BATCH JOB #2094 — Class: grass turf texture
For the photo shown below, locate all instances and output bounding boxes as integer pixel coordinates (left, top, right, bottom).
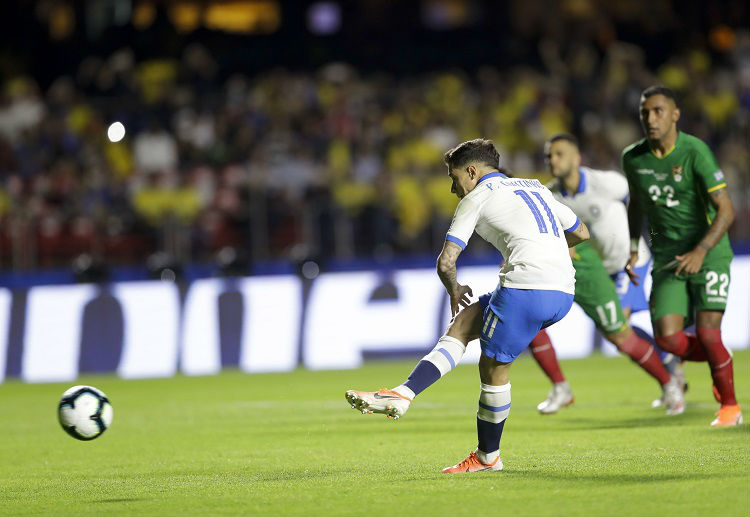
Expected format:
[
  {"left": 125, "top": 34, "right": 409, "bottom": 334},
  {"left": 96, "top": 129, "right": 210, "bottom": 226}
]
[{"left": 1, "top": 351, "right": 748, "bottom": 517}]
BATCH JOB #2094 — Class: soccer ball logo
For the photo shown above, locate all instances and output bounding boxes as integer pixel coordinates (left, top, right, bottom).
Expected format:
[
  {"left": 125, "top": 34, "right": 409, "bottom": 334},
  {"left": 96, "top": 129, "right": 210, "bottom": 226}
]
[{"left": 57, "top": 385, "right": 113, "bottom": 441}]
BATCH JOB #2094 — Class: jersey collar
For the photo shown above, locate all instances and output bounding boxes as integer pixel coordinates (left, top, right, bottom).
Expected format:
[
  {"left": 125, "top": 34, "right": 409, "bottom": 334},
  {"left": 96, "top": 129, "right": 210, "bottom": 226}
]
[
  {"left": 476, "top": 171, "right": 507, "bottom": 185},
  {"left": 649, "top": 131, "right": 680, "bottom": 159},
  {"left": 560, "top": 167, "right": 586, "bottom": 197}
]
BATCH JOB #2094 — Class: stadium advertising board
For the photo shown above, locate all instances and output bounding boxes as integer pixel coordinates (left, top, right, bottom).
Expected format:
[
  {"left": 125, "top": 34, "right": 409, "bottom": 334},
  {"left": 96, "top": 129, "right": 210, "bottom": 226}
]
[{"left": 1, "top": 258, "right": 748, "bottom": 383}]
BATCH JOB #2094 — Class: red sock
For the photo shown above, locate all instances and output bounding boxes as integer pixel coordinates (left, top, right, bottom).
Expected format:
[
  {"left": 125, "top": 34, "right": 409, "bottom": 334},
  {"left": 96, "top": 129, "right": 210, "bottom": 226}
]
[
  {"left": 529, "top": 330, "right": 565, "bottom": 383},
  {"left": 655, "top": 331, "right": 707, "bottom": 362},
  {"left": 619, "top": 332, "right": 670, "bottom": 385},
  {"left": 697, "top": 327, "right": 737, "bottom": 406}
]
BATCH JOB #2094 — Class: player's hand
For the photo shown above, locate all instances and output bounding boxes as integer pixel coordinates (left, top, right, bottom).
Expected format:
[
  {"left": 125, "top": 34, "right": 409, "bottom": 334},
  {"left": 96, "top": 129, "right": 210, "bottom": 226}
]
[
  {"left": 675, "top": 247, "right": 707, "bottom": 276},
  {"left": 624, "top": 252, "right": 640, "bottom": 286},
  {"left": 449, "top": 284, "right": 473, "bottom": 317}
]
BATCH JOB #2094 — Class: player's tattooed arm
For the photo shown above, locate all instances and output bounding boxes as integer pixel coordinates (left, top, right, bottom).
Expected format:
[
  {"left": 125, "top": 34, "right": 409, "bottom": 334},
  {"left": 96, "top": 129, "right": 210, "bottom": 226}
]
[
  {"left": 703, "top": 188, "right": 735, "bottom": 248},
  {"left": 437, "top": 240, "right": 473, "bottom": 317},
  {"left": 564, "top": 220, "right": 589, "bottom": 248},
  {"left": 675, "top": 187, "right": 735, "bottom": 275}
]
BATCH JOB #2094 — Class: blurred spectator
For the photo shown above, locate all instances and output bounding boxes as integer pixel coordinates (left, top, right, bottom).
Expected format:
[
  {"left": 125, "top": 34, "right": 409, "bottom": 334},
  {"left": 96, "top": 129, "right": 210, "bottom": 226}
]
[
  {"left": 133, "top": 120, "right": 178, "bottom": 174},
  {"left": 0, "top": 8, "right": 747, "bottom": 272}
]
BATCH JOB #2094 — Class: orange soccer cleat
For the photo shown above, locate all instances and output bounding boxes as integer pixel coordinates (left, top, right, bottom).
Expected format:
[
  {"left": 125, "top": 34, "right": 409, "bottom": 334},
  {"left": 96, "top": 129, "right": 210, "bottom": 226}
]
[
  {"left": 441, "top": 451, "right": 503, "bottom": 474},
  {"left": 710, "top": 404, "right": 743, "bottom": 427}
]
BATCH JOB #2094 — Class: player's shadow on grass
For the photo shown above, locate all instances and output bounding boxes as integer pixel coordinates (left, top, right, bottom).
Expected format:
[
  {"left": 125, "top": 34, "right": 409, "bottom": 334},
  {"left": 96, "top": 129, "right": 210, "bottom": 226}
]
[
  {"left": 501, "top": 470, "right": 739, "bottom": 483},
  {"left": 556, "top": 414, "right": 707, "bottom": 431},
  {"left": 92, "top": 497, "right": 148, "bottom": 503},
  {"left": 250, "top": 469, "right": 345, "bottom": 482}
]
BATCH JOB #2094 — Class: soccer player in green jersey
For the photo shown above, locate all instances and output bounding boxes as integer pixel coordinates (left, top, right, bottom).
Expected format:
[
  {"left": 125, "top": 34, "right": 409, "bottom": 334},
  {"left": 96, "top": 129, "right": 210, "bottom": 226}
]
[{"left": 622, "top": 85, "right": 741, "bottom": 426}]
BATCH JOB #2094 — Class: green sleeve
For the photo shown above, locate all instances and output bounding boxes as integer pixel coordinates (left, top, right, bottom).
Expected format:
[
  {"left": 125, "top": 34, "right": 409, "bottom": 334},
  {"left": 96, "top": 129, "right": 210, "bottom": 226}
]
[
  {"left": 620, "top": 150, "right": 630, "bottom": 179},
  {"left": 621, "top": 150, "right": 640, "bottom": 201},
  {"left": 620, "top": 146, "right": 639, "bottom": 182},
  {"left": 692, "top": 140, "right": 726, "bottom": 193}
]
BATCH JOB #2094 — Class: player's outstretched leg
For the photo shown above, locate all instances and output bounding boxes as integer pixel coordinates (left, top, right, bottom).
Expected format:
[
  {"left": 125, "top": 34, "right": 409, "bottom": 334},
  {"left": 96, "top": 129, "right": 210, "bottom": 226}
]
[
  {"left": 345, "top": 335, "right": 466, "bottom": 419},
  {"left": 529, "top": 330, "right": 574, "bottom": 414},
  {"left": 345, "top": 302, "right": 481, "bottom": 420}
]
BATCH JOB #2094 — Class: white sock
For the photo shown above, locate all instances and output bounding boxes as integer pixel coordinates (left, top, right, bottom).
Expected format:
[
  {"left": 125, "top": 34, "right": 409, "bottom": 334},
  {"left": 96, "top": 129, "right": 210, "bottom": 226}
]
[
  {"left": 476, "top": 382, "right": 511, "bottom": 459},
  {"left": 477, "top": 382, "right": 511, "bottom": 423},
  {"left": 392, "top": 384, "right": 415, "bottom": 400},
  {"left": 477, "top": 448, "right": 500, "bottom": 464},
  {"left": 424, "top": 336, "right": 466, "bottom": 376},
  {"left": 392, "top": 336, "right": 466, "bottom": 400}
]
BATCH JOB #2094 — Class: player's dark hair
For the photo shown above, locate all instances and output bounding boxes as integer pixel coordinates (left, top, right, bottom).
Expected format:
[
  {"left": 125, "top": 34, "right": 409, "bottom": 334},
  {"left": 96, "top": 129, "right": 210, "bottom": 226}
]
[
  {"left": 547, "top": 133, "right": 579, "bottom": 148},
  {"left": 444, "top": 139, "right": 500, "bottom": 170},
  {"left": 641, "top": 85, "right": 679, "bottom": 107}
]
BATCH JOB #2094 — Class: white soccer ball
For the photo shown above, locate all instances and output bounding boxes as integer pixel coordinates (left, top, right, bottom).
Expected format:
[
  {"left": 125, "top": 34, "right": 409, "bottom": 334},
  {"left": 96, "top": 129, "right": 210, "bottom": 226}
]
[{"left": 57, "top": 385, "right": 113, "bottom": 441}]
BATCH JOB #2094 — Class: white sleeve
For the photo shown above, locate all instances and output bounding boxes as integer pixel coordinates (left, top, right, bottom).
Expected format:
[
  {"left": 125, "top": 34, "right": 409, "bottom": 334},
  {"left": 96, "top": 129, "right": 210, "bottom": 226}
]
[
  {"left": 551, "top": 198, "right": 580, "bottom": 233},
  {"left": 601, "top": 170, "right": 630, "bottom": 203},
  {"left": 445, "top": 198, "right": 481, "bottom": 250}
]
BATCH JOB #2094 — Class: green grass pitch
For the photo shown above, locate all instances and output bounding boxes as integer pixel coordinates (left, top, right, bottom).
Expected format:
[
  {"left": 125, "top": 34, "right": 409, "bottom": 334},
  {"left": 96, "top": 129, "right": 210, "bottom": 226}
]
[{"left": 1, "top": 351, "right": 748, "bottom": 517}]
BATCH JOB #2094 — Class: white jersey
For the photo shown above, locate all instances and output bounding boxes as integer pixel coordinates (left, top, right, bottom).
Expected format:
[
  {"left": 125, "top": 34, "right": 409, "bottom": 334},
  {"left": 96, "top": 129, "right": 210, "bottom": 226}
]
[
  {"left": 446, "top": 172, "right": 579, "bottom": 294},
  {"left": 548, "top": 167, "right": 650, "bottom": 275}
]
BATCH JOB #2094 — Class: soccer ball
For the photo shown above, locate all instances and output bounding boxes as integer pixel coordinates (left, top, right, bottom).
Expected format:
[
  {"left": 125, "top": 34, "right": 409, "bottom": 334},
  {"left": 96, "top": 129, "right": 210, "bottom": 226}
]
[{"left": 57, "top": 385, "right": 113, "bottom": 441}]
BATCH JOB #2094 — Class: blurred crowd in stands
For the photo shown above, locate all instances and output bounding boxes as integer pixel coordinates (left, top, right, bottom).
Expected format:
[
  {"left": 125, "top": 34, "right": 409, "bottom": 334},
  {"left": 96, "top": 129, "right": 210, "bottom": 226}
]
[{"left": 1, "top": 28, "right": 748, "bottom": 271}]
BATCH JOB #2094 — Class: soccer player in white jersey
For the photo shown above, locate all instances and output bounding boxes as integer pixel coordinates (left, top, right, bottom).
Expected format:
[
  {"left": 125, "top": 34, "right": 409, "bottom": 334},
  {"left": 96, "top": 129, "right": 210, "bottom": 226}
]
[
  {"left": 345, "top": 139, "right": 590, "bottom": 473},
  {"left": 530, "top": 134, "right": 685, "bottom": 414}
]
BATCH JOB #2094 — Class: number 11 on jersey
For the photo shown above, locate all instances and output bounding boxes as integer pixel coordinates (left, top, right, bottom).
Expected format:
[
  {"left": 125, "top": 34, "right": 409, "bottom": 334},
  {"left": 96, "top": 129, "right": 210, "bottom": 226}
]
[{"left": 514, "top": 190, "right": 560, "bottom": 236}]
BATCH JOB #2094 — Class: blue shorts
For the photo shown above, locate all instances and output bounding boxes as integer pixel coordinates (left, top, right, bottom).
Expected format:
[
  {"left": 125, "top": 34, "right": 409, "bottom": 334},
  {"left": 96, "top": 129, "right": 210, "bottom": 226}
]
[
  {"left": 610, "top": 260, "right": 650, "bottom": 313},
  {"left": 478, "top": 287, "right": 574, "bottom": 363}
]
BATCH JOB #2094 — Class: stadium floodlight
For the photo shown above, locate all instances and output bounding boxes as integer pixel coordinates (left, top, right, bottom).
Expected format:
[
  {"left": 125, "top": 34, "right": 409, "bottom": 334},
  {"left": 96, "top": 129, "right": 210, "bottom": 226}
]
[
  {"left": 307, "top": 2, "right": 340, "bottom": 35},
  {"left": 107, "top": 121, "right": 126, "bottom": 142}
]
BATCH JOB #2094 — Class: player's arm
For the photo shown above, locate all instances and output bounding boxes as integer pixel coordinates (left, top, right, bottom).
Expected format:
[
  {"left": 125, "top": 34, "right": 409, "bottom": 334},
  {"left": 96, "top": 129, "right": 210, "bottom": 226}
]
[
  {"left": 564, "top": 219, "right": 589, "bottom": 247},
  {"left": 675, "top": 144, "right": 734, "bottom": 275},
  {"left": 441, "top": 198, "right": 479, "bottom": 318},
  {"left": 675, "top": 187, "right": 734, "bottom": 275},
  {"left": 551, "top": 197, "right": 589, "bottom": 247},
  {"left": 624, "top": 161, "right": 643, "bottom": 285},
  {"left": 437, "top": 240, "right": 473, "bottom": 318}
]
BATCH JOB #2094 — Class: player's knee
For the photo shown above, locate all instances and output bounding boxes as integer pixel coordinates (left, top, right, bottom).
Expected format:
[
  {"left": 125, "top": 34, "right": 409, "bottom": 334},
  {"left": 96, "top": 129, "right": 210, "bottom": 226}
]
[
  {"left": 478, "top": 354, "right": 511, "bottom": 385},
  {"left": 446, "top": 303, "right": 482, "bottom": 342},
  {"left": 605, "top": 328, "right": 631, "bottom": 349},
  {"left": 446, "top": 319, "right": 473, "bottom": 342},
  {"left": 655, "top": 332, "right": 688, "bottom": 356}
]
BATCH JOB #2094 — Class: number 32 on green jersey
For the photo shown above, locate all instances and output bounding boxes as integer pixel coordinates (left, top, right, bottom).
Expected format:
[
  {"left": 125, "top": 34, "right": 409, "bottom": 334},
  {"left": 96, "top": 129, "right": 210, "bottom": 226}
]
[{"left": 648, "top": 184, "right": 680, "bottom": 207}]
